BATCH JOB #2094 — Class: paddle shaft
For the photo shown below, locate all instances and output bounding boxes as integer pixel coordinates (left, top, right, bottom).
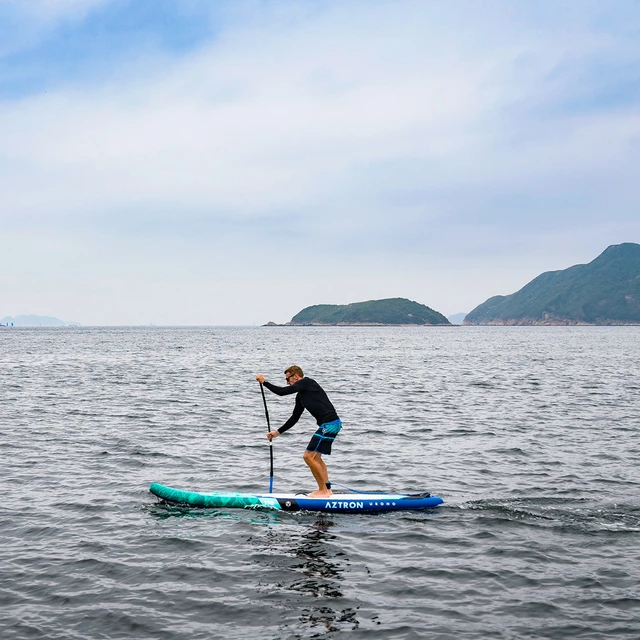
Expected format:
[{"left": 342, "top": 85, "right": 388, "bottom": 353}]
[{"left": 259, "top": 382, "right": 274, "bottom": 493}]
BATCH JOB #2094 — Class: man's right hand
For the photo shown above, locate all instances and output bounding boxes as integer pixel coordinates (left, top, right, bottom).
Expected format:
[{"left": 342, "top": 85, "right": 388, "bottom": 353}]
[
  {"left": 267, "top": 430, "right": 280, "bottom": 441},
  {"left": 256, "top": 374, "right": 265, "bottom": 384}
]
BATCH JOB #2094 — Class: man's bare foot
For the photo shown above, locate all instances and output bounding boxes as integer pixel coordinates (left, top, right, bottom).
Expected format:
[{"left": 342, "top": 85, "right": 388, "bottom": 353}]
[{"left": 307, "top": 490, "right": 333, "bottom": 498}]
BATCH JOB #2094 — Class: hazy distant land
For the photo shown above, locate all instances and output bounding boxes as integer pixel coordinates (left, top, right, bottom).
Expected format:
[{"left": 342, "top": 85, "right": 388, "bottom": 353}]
[{"left": 0, "top": 315, "right": 80, "bottom": 327}]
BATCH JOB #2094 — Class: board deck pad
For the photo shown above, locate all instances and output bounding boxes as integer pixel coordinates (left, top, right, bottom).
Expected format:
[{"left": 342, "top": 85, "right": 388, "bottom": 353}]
[{"left": 150, "top": 483, "right": 443, "bottom": 512}]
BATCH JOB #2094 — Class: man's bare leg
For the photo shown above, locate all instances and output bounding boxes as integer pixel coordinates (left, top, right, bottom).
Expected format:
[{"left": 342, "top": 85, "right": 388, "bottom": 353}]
[{"left": 303, "top": 450, "right": 332, "bottom": 498}]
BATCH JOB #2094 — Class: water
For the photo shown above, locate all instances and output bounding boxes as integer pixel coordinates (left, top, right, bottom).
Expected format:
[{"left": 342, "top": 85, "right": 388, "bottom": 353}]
[{"left": 1, "top": 326, "right": 639, "bottom": 639}]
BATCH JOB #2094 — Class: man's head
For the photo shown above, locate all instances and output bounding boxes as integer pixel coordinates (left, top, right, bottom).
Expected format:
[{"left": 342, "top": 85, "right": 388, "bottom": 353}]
[{"left": 284, "top": 365, "right": 304, "bottom": 385}]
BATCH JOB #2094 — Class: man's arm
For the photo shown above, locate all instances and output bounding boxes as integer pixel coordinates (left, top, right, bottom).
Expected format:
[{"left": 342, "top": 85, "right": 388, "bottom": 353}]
[
  {"left": 255, "top": 373, "right": 298, "bottom": 396},
  {"left": 278, "top": 394, "right": 305, "bottom": 434},
  {"left": 263, "top": 379, "right": 306, "bottom": 396}
]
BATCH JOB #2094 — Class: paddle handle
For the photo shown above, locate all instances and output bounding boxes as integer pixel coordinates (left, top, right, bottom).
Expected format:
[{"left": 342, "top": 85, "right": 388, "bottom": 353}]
[{"left": 259, "top": 382, "right": 274, "bottom": 493}]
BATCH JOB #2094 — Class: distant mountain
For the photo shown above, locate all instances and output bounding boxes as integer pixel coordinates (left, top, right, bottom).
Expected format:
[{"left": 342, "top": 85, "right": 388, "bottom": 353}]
[
  {"left": 447, "top": 312, "right": 467, "bottom": 325},
  {"left": 289, "top": 298, "right": 450, "bottom": 325},
  {"left": 0, "top": 315, "right": 80, "bottom": 327},
  {"left": 465, "top": 243, "right": 640, "bottom": 325}
]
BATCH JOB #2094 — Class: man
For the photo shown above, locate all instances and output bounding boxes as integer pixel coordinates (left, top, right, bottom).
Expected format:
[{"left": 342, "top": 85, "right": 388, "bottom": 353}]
[{"left": 255, "top": 366, "right": 341, "bottom": 498}]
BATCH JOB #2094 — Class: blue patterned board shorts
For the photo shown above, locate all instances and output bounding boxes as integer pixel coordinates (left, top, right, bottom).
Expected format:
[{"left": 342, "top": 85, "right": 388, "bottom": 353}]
[{"left": 306, "top": 419, "right": 342, "bottom": 455}]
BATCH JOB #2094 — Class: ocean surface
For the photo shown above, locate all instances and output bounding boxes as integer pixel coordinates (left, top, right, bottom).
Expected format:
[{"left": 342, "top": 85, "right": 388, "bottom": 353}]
[{"left": 1, "top": 326, "right": 639, "bottom": 639}]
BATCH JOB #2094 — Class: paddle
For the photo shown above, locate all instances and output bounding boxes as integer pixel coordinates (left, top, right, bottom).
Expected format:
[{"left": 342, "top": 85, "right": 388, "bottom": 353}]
[{"left": 259, "top": 382, "right": 274, "bottom": 493}]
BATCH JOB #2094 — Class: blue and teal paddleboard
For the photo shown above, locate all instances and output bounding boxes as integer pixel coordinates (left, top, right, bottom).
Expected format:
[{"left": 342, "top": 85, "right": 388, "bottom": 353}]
[{"left": 149, "top": 483, "right": 443, "bottom": 513}]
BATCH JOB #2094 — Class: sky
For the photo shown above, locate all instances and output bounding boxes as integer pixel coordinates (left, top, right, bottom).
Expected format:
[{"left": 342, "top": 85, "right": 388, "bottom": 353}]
[{"left": 1, "top": 0, "right": 639, "bottom": 325}]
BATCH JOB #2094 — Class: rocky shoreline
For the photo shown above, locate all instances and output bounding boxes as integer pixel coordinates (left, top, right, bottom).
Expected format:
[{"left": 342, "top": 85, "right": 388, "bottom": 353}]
[
  {"left": 464, "top": 318, "right": 640, "bottom": 326},
  {"left": 264, "top": 321, "right": 455, "bottom": 326}
]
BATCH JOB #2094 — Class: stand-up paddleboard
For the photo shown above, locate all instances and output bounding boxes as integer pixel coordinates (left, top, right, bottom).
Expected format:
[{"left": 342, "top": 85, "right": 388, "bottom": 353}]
[{"left": 150, "top": 483, "right": 443, "bottom": 513}]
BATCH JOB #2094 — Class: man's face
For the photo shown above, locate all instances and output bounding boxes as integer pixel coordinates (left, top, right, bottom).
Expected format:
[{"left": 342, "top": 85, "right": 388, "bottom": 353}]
[{"left": 285, "top": 372, "right": 300, "bottom": 385}]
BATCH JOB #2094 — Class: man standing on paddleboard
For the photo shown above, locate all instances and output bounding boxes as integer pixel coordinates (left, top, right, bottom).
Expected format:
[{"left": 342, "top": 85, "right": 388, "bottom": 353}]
[{"left": 255, "top": 366, "right": 341, "bottom": 498}]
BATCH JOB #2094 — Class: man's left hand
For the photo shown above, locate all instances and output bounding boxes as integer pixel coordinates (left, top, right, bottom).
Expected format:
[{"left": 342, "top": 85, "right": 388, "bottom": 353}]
[{"left": 256, "top": 374, "right": 265, "bottom": 384}]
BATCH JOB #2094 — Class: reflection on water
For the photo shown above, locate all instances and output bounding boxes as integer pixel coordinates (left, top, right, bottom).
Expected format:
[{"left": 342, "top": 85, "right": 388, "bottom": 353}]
[
  {"left": 253, "top": 517, "right": 360, "bottom": 636},
  {"left": 149, "top": 503, "right": 360, "bottom": 634},
  {"left": 147, "top": 501, "right": 286, "bottom": 527}
]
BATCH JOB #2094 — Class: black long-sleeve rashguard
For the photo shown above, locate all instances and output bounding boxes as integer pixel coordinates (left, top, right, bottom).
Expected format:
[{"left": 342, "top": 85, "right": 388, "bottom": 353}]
[{"left": 263, "top": 377, "right": 339, "bottom": 434}]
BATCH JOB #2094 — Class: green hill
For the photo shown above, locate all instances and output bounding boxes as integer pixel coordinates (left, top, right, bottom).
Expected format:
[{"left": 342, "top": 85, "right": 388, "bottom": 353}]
[
  {"left": 289, "top": 298, "right": 450, "bottom": 325},
  {"left": 465, "top": 243, "right": 640, "bottom": 325}
]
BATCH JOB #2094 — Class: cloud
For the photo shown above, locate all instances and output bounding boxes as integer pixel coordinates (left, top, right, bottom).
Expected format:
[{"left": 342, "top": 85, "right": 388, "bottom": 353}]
[
  {"left": 0, "top": 7, "right": 486, "bottom": 219},
  {"left": 1, "top": 0, "right": 639, "bottom": 322}
]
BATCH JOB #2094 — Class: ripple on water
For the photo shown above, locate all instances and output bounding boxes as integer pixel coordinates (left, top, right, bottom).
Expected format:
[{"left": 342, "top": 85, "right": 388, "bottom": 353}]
[{"left": 1, "top": 326, "right": 640, "bottom": 639}]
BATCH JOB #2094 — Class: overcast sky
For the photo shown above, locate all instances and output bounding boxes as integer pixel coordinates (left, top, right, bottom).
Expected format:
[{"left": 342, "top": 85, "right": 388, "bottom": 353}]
[{"left": 1, "top": 0, "right": 639, "bottom": 325}]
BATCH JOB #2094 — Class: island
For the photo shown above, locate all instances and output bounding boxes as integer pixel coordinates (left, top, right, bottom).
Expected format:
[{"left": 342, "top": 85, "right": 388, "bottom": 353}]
[
  {"left": 274, "top": 298, "right": 451, "bottom": 326},
  {"left": 464, "top": 243, "right": 640, "bottom": 325}
]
